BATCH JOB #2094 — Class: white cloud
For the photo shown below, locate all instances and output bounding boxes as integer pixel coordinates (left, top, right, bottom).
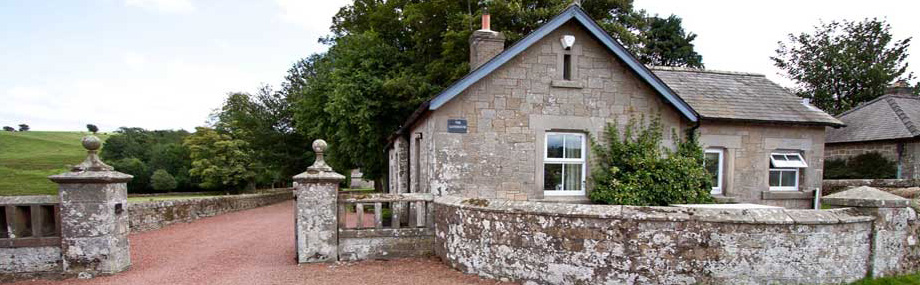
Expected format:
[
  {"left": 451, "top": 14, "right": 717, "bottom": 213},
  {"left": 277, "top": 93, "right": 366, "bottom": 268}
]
[
  {"left": 123, "top": 52, "right": 148, "bottom": 71},
  {"left": 125, "top": 0, "right": 195, "bottom": 14},
  {"left": 635, "top": 0, "right": 920, "bottom": 87},
  {"left": 0, "top": 55, "right": 264, "bottom": 132},
  {"left": 275, "top": 0, "right": 349, "bottom": 33}
]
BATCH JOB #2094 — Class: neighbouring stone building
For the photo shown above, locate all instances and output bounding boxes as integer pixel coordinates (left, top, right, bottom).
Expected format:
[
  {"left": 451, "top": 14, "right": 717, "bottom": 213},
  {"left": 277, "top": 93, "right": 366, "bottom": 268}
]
[
  {"left": 386, "top": 5, "right": 843, "bottom": 208},
  {"left": 825, "top": 83, "right": 920, "bottom": 179}
]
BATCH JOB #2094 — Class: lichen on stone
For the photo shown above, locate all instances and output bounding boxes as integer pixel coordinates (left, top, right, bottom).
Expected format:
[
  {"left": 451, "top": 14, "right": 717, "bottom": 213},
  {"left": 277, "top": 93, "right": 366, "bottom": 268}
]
[{"left": 462, "top": 198, "right": 489, "bottom": 207}]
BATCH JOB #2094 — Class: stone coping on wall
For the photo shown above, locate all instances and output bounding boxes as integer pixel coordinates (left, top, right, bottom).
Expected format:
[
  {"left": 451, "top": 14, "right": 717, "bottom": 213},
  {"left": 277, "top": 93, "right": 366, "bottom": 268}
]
[
  {"left": 434, "top": 196, "right": 874, "bottom": 225},
  {"left": 0, "top": 195, "right": 59, "bottom": 205},
  {"left": 127, "top": 189, "right": 291, "bottom": 209},
  {"left": 824, "top": 179, "right": 920, "bottom": 194},
  {"left": 128, "top": 190, "right": 293, "bottom": 232}
]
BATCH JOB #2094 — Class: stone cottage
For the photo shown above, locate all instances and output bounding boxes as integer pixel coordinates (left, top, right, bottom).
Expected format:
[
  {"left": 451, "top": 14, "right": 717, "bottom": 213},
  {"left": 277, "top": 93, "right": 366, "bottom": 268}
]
[
  {"left": 386, "top": 5, "right": 843, "bottom": 208},
  {"left": 825, "top": 83, "right": 920, "bottom": 179}
]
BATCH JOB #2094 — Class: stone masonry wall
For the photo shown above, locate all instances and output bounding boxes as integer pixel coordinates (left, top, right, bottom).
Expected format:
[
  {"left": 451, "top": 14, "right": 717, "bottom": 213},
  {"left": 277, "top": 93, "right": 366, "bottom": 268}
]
[
  {"left": 825, "top": 140, "right": 920, "bottom": 179},
  {"left": 417, "top": 20, "right": 687, "bottom": 201},
  {"left": 128, "top": 190, "right": 292, "bottom": 232},
  {"left": 339, "top": 232, "right": 434, "bottom": 261},
  {"left": 0, "top": 247, "right": 61, "bottom": 277},
  {"left": 434, "top": 196, "right": 874, "bottom": 284},
  {"left": 825, "top": 141, "right": 900, "bottom": 163},
  {"left": 699, "top": 122, "right": 826, "bottom": 208}
]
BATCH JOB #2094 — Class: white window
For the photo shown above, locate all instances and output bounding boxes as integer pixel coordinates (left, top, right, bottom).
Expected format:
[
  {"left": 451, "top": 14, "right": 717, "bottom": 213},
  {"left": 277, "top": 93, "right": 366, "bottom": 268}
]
[
  {"left": 769, "top": 152, "right": 807, "bottom": 191},
  {"left": 544, "top": 133, "right": 586, "bottom": 196},
  {"left": 704, "top": 149, "right": 724, "bottom": 195}
]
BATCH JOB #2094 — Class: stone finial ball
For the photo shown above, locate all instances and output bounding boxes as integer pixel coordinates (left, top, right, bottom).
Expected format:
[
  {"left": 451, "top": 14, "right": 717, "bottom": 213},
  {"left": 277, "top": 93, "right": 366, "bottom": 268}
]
[
  {"left": 82, "top": 135, "right": 102, "bottom": 151},
  {"left": 312, "top": 139, "right": 327, "bottom": 153}
]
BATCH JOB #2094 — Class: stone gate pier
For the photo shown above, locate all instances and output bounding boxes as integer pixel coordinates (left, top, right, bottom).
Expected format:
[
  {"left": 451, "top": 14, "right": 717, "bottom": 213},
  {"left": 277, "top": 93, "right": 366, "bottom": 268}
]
[
  {"left": 0, "top": 135, "right": 133, "bottom": 280},
  {"left": 293, "top": 139, "right": 345, "bottom": 263}
]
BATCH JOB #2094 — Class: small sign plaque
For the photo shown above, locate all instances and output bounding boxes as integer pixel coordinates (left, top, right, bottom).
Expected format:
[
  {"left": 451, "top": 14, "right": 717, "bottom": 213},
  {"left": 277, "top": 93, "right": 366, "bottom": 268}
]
[{"left": 447, "top": 119, "right": 468, "bottom": 133}]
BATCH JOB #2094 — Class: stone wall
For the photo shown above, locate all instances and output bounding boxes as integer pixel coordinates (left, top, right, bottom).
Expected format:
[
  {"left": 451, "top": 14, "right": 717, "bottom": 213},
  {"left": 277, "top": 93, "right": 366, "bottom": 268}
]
[
  {"left": 0, "top": 247, "right": 62, "bottom": 277},
  {"left": 415, "top": 21, "right": 688, "bottom": 201},
  {"left": 823, "top": 179, "right": 920, "bottom": 194},
  {"left": 825, "top": 140, "right": 920, "bottom": 179},
  {"left": 0, "top": 195, "right": 62, "bottom": 279},
  {"left": 128, "top": 190, "right": 292, "bottom": 232},
  {"left": 825, "top": 141, "right": 900, "bottom": 162},
  {"left": 434, "top": 196, "right": 880, "bottom": 284},
  {"left": 339, "top": 230, "right": 435, "bottom": 261},
  {"left": 699, "top": 122, "right": 826, "bottom": 208}
]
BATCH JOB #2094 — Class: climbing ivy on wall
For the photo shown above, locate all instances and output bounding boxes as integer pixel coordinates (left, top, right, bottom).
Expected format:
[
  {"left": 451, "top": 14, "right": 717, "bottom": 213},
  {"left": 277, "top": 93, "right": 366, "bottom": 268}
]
[{"left": 589, "top": 117, "right": 714, "bottom": 206}]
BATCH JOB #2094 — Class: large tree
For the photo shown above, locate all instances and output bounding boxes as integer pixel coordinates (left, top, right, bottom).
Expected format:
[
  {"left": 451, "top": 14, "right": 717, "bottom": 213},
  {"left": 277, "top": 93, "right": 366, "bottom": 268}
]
[
  {"left": 772, "top": 18, "right": 913, "bottom": 115},
  {"left": 288, "top": 0, "right": 705, "bottom": 180},
  {"left": 212, "top": 85, "right": 310, "bottom": 187},
  {"left": 184, "top": 127, "right": 256, "bottom": 191},
  {"left": 638, "top": 15, "right": 702, "bottom": 68}
]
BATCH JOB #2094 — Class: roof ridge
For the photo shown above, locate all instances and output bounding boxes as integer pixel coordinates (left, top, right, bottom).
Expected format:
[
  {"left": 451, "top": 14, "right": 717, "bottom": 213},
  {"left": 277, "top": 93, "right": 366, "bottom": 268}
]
[
  {"left": 885, "top": 96, "right": 920, "bottom": 136},
  {"left": 649, "top": 66, "right": 765, "bottom": 77},
  {"left": 836, "top": 95, "right": 892, "bottom": 118}
]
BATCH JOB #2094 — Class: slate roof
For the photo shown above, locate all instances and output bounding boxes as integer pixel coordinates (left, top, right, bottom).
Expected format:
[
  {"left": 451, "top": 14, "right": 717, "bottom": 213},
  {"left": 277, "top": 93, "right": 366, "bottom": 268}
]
[
  {"left": 825, "top": 95, "right": 920, "bottom": 143},
  {"left": 651, "top": 67, "right": 844, "bottom": 127}
]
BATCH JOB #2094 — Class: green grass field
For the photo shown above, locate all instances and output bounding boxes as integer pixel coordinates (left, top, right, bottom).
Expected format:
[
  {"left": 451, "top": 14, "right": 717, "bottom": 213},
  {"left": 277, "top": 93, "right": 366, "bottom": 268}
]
[{"left": 0, "top": 131, "right": 109, "bottom": 196}]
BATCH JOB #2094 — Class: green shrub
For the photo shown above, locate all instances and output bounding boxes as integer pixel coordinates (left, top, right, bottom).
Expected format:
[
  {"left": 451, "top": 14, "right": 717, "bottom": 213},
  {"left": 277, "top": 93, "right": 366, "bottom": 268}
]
[
  {"left": 823, "top": 152, "right": 897, "bottom": 179},
  {"left": 111, "top": 158, "right": 150, "bottom": 193},
  {"left": 150, "top": 169, "right": 178, "bottom": 191},
  {"left": 589, "top": 117, "right": 714, "bottom": 206},
  {"left": 823, "top": 158, "right": 850, "bottom": 179}
]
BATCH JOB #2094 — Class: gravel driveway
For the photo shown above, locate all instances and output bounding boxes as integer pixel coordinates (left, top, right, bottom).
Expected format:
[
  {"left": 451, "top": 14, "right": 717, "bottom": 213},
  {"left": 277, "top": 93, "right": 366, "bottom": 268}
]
[{"left": 17, "top": 201, "right": 505, "bottom": 285}]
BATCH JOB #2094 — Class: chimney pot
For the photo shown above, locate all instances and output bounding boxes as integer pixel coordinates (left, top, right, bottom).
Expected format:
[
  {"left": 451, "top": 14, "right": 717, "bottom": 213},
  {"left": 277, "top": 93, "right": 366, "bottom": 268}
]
[{"left": 469, "top": 8, "right": 504, "bottom": 70}]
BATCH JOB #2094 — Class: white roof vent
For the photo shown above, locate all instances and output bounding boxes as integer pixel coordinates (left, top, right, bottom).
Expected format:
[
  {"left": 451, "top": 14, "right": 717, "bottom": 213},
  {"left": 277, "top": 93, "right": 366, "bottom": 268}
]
[{"left": 802, "top": 98, "right": 821, "bottom": 111}]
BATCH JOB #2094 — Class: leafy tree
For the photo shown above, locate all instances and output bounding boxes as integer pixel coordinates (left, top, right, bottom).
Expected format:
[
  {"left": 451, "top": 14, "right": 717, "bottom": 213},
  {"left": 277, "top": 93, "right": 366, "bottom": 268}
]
[
  {"left": 2, "top": 126, "right": 14, "bottom": 132},
  {"left": 111, "top": 158, "right": 150, "bottom": 193},
  {"left": 212, "top": 85, "right": 310, "bottom": 187},
  {"left": 101, "top": 127, "right": 195, "bottom": 192},
  {"left": 638, "top": 15, "right": 703, "bottom": 68},
  {"left": 184, "top": 127, "right": 256, "bottom": 191},
  {"left": 288, "top": 0, "right": 705, "bottom": 180},
  {"left": 147, "top": 143, "right": 193, "bottom": 190},
  {"left": 150, "top": 169, "right": 178, "bottom": 191},
  {"left": 86, "top": 124, "right": 99, "bottom": 134},
  {"left": 589, "top": 117, "right": 714, "bottom": 206},
  {"left": 18, "top": 124, "right": 29, "bottom": 131},
  {"left": 772, "top": 18, "right": 913, "bottom": 115}
]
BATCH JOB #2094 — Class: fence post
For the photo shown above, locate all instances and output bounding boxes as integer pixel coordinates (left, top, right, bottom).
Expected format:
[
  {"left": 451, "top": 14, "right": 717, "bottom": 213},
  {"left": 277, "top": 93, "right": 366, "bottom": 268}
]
[
  {"left": 48, "top": 135, "right": 133, "bottom": 278},
  {"left": 293, "top": 139, "right": 345, "bottom": 263},
  {"left": 823, "top": 186, "right": 916, "bottom": 278}
]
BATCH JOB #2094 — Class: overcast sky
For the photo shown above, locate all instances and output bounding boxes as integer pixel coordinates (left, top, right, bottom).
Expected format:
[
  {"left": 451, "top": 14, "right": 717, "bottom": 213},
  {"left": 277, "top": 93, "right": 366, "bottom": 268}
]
[{"left": 2, "top": 0, "right": 918, "bottom": 132}]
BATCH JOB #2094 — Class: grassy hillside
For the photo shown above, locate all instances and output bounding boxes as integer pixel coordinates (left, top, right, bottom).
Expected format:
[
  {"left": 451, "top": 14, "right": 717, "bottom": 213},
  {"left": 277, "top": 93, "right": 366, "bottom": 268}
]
[{"left": 0, "top": 131, "right": 109, "bottom": 196}]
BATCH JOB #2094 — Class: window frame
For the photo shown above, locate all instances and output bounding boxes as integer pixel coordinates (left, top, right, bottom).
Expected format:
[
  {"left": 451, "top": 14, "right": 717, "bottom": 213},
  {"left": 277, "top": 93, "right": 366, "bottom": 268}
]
[
  {"left": 562, "top": 54, "right": 572, "bottom": 80},
  {"left": 769, "top": 153, "right": 808, "bottom": 168},
  {"left": 704, "top": 148, "right": 724, "bottom": 195},
  {"left": 769, "top": 152, "right": 804, "bottom": 191},
  {"left": 543, "top": 132, "right": 586, "bottom": 196}
]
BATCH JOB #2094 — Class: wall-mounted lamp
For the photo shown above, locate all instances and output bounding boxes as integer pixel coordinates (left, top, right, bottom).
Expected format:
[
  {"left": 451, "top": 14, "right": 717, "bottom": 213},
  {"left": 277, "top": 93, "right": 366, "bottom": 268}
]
[{"left": 560, "top": 35, "right": 575, "bottom": 50}]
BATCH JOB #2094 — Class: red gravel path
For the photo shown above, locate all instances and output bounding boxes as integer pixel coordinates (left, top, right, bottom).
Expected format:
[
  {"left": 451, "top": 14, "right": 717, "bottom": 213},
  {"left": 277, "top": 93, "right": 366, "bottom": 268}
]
[{"left": 18, "top": 201, "right": 505, "bottom": 285}]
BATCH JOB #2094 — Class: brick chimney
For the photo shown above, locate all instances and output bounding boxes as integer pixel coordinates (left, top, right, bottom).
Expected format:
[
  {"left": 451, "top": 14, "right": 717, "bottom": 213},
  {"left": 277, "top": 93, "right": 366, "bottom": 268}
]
[
  {"left": 469, "top": 7, "right": 505, "bottom": 70},
  {"left": 886, "top": 80, "right": 915, "bottom": 96}
]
